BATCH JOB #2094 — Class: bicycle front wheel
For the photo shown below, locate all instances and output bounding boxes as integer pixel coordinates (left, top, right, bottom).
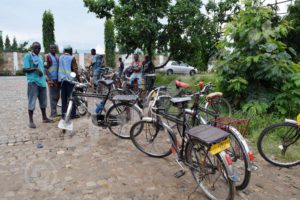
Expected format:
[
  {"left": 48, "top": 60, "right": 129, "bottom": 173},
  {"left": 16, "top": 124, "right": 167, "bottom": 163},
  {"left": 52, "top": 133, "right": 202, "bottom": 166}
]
[
  {"left": 106, "top": 103, "right": 142, "bottom": 139},
  {"left": 130, "top": 120, "right": 173, "bottom": 158},
  {"left": 257, "top": 122, "right": 300, "bottom": 167},
  {"left": 205, "top": 97, "right": 232, "bottom": 122},
  {"left": 186, "top": 140, "right": 235, "bottom": 200}
]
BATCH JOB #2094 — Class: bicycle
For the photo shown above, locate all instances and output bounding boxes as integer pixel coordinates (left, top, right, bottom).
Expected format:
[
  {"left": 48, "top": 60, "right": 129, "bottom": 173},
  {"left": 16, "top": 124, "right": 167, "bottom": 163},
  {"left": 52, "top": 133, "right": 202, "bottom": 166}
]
[
  {"left": 257, "top": 115, "right": 300, "bottom": 168},
  {"left": 130, "top": 88, "right": 239, "bottom": 200},
  {"left": 58, "top": 73, "right": 143, "bottom": 139},
  {"left": 176, "top": 92, "right": 256, "bottom": 190}
]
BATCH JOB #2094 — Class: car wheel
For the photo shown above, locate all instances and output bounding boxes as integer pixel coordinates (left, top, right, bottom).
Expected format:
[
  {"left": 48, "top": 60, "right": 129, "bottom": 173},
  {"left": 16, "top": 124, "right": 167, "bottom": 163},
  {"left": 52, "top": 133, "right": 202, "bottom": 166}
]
[
  {"left": 190, "top": 70, "right": 196, "bottom": 76},
  {"left": 167, "top": 69, "right": 174, "bottom": 75}
]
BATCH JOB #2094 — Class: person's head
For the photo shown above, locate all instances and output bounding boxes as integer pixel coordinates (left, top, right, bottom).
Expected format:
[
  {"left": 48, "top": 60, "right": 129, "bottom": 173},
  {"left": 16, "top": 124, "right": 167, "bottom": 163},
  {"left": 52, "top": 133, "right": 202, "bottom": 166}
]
[
  {"left": 119, "top": 57, "right": 122, "bottom": 62},
  {"left": 91, "top": 49, "right": 96, "bottom": 55},
  {"left": 49, "top": 44, "right": 57, "bottom": 54},
  {"left": 64, "top": 45, "right": 73, "bottom": 55},
  {"left": 134, "top": 54, "right": 139, "bottom": 62},
  {"left": 32, "top": 42, "right": 41, "bottom": 55}
]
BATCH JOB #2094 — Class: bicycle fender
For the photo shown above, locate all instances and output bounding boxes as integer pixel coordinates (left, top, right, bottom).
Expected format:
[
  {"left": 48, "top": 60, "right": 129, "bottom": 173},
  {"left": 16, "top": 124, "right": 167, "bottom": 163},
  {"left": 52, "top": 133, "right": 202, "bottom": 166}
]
[
  {"left": 229, "top": 126, "right": 257, "bottom": 171},
  {"left": 219, "top": 151, "right": 240, "bottom": 182}
]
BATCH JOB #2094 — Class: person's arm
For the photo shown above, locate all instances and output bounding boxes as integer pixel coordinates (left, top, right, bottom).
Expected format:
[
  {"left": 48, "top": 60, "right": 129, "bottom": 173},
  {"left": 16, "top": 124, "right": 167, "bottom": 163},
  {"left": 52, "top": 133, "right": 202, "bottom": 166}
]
[
  {"left": 23, "top": 54, "right": 42, "bottom": 75},
  {"left": 44, "top": 55, "right": 53, "bottom": 81}
]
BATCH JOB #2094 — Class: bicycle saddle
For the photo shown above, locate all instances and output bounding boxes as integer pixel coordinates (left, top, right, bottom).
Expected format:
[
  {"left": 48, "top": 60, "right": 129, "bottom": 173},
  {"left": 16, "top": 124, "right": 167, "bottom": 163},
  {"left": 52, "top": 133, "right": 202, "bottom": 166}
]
[
  {"left": 188, "top": 125, "right": 229, "bottom": 146},
  {"left": 206, "top": 92, "right": 223, "bottom": 100},
  {"left": 175, "top": 80, "right": 190, "bottom": 89},
  {"left": 99, "top": 80, "right": 114, "bottom": 86},
  {"left": 103, "top": 75, "right": 111, "bottom": 79},
  {"left": 170, "top": 96, "right": 192, "bottom": 104}
]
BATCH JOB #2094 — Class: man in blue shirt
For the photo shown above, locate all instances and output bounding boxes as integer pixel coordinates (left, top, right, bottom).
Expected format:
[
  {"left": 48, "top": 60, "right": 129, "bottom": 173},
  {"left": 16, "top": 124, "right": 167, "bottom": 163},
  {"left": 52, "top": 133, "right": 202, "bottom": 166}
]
[
  {"left": 23, "top": 42, "right": 53, "bottom": 128},
  {"left": 90, "top": 49, "right": 104, "bottom": 88}
]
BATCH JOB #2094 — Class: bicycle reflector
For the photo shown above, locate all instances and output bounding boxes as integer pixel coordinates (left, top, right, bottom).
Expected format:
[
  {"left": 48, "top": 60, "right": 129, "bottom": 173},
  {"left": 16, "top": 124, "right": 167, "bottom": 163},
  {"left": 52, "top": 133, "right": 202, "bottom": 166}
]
[
  {"left": 248, "top": 151, "right": 255, "bottom": 161},
  {"left": 198, "top": 81, "right": 204, "bottom": 88},
  {"left": 225, "top": 154, "right": 233, "bottom": 165}
]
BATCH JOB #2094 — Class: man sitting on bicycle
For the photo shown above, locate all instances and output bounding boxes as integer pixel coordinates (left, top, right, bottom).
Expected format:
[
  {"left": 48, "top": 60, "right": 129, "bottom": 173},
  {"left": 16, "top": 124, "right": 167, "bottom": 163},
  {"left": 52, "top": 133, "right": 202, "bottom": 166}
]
[{"left": 129, "top": 54, "right": 143, "bottom": 88}]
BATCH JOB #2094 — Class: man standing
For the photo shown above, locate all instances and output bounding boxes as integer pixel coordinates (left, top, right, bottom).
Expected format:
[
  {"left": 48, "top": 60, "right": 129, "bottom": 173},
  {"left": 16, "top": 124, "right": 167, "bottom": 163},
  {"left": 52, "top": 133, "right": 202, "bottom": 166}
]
[
  {"left": 23, "top": 42, "right": 53, "bottom": 128},
  {"left": 45, "top": 44, "right": 60, "bottom": 117},
  {"left": 58, "top": 46, "right": 79, "bottom": 119},
  {"left": 118, "top": 57, "right": 124, "bottom": 76},
  {"left": 90, "top": 49, "right": 103, "bottom": 88},
  {"left": 129, "top": 54, "right": 143, "bottom": 88}
]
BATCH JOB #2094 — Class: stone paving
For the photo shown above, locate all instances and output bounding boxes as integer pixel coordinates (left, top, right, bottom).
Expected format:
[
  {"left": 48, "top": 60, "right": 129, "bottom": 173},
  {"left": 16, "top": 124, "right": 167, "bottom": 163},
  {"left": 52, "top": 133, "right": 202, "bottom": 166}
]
[{"left": 0, "top": 77, "right": 299, "bottom": 200}]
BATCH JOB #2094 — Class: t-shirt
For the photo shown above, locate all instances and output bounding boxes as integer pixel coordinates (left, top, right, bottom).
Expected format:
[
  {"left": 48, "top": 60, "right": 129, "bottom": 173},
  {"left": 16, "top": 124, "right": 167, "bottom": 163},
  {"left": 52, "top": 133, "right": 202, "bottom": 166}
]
[
  {"left": 23, "top": 53, "right": 47, "bottom": 87},
  {"left": 92, "top": 54, "right": 103, "bottom": 73}
]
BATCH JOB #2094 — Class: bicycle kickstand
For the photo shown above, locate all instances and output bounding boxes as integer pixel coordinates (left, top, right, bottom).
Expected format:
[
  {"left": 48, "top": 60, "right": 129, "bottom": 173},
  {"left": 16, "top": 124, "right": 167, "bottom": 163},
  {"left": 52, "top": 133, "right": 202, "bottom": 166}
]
[{"left": 174, "top": 159, "right": 186, "bottom": 178}]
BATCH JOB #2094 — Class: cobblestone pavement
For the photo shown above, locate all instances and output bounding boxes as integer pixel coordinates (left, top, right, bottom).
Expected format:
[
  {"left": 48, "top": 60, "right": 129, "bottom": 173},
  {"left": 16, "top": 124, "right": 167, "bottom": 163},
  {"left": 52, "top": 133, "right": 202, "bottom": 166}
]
[{"left": 0, "top": 77, "right": 299, "bottom": 200}]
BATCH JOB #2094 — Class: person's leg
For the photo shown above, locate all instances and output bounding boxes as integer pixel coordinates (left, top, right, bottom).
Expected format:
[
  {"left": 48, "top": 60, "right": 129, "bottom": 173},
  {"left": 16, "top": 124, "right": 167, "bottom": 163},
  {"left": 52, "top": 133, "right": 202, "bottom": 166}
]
[
  {"left": 38, "top": 86, "right": 53, "bottom": 123},
  {"left": 137, "top": 73, "right": 142, "bottom": 89},
  {"left": 49, "top": 86, "right": 58, "bottom": 117},
  {"left": 61, "top": 82, "right": 68, "bottom": 119},
  {"left": 27, "top": 83, "right": 38, "bottom": 128}
]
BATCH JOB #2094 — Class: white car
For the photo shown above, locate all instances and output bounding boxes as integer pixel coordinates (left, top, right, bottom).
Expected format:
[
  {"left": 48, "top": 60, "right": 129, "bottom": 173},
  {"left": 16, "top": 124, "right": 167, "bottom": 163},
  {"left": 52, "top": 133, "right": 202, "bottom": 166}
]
[{"left": 160, "top": 61, "right": 198, "bottom": 76}]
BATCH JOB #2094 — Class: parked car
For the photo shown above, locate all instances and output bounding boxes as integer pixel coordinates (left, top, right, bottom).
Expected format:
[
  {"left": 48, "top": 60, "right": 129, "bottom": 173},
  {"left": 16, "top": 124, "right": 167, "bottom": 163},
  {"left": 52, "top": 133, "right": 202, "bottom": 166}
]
[{"left": 159, "top": 61, "right": 198, "bottom": 76}]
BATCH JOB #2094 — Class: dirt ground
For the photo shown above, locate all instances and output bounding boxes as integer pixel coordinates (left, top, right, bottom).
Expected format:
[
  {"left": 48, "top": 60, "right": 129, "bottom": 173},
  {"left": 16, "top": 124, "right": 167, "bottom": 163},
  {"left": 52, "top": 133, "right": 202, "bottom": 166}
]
[{"left": 0, "top": 76, "right": 299, "bottom": 200}]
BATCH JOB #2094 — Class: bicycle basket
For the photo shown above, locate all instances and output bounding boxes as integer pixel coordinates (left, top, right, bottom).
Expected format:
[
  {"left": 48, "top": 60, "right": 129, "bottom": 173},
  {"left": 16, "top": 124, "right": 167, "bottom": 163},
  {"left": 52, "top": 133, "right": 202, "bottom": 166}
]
[{"left": 211, "top": 118, "right": 250, "bottom": 136}]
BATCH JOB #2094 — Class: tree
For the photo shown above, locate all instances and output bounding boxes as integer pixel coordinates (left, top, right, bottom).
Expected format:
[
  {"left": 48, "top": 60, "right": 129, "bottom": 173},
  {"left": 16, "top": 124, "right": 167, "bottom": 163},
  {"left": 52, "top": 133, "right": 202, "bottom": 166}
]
[
  {"left": 284, "top": 0, "right": 300, "bottom": 62},
  {"left": 0, "top": 34, "right": 3, "bottom": 52},
  {"left": 17, "top": 41, "right": 29, "bottom": 53},
  {"left": 104, "top": 19, "right": 116, "bottom": 68},
  {"left": 11, "top": 37, "right": 18, "bottom": 52},
  {"left": 42, "top": 10, "right": 55, "bottom": 53},
  {"left": 4, "top": 35, "right": 11, "bottom": 52},
  {"left": 216, "top": 0, "right": 300, "bottom": 116}
]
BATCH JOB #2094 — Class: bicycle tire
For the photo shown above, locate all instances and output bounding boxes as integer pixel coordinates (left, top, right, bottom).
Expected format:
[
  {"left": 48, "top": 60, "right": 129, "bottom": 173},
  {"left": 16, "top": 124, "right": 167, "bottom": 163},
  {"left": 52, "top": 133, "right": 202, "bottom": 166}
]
[
  {"left": 204, "top": 97, "right": 232, "bottom": 122},
  {"left": 186, "top": 139, "right": 235, "bottom": 200},
  {"left": 257, "top": 122, "right": 300, "bottom": 167},
  {"left": 130, "top": 120, "right": 173, "bottom": 158},
  {"left": 106, "top": 103, "right": 142, "bottom": 139}
]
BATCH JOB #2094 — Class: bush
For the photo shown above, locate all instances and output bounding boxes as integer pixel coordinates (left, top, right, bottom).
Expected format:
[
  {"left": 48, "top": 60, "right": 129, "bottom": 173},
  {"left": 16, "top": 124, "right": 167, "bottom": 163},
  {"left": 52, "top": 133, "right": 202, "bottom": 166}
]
[{"left": 0, "top": 69, "right": 11, "bottom": 76}]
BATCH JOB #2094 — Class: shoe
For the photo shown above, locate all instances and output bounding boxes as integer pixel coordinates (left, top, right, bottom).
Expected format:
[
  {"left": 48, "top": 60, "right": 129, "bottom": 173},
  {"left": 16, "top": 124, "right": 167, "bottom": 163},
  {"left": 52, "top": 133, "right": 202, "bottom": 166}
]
[{"left": 29, "top": 122, "right": 36, "bottom": 128}]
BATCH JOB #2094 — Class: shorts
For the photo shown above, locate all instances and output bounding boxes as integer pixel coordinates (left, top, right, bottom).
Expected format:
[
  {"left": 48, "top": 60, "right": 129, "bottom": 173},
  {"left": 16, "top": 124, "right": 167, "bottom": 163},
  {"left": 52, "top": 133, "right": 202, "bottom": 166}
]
[{"left": 27, "top": 82, "right": 47, "bottom": 111}]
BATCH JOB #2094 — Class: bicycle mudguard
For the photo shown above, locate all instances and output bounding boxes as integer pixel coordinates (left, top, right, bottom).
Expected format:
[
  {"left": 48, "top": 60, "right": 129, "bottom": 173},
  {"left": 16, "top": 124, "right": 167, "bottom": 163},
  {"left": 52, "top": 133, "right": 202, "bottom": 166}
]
[
  {"left": 228, "top": 126, "right": 257, "bottom": 171},
  {"left": 219, "top": 151, "right": 240, "bottom": 182},
  {"left": 58, "top": 119, "right": 73, "bottom": 131}
]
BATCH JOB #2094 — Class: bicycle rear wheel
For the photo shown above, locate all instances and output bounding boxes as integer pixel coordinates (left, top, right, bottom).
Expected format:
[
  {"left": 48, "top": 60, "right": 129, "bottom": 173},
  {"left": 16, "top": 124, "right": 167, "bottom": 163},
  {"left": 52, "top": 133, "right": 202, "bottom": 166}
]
[
  {"left": 186, "top": 140, "right": 235, "bottom": 200},
  {"left": 130, "top": 120, "right": 173, "bottom": 158},
  {"left": 205, "top": 97, "right": 232, "bottom": 122},
  {"left": 257, "top": 122, "right": 300, "bottom": 167},
  {"left": 106, "top": 103, "right": 142, "bottom": 139}
]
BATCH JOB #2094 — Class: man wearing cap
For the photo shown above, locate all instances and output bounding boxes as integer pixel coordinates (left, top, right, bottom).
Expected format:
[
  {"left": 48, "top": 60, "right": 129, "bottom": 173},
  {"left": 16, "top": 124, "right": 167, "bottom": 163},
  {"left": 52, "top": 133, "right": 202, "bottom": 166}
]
[
  {"left": 23, "top": 42, "right": 53, "bottom": 128},
  {"left": 45, "top": 44, "right": 60, "bottom": 118},
  {"left": 58, "top": 46, "right": 79, "bottom": 119}
]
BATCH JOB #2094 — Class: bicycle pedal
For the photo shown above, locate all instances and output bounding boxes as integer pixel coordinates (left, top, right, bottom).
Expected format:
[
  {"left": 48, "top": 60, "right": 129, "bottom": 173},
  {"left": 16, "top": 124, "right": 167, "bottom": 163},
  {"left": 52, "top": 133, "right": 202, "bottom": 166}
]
[{"left": 174, "top": 170, "right": 185, "bottom": 178}]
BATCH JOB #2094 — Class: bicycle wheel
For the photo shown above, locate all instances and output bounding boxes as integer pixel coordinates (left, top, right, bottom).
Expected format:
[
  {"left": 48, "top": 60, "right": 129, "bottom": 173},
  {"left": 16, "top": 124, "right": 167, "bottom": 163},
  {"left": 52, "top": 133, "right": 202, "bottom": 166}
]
[
  {"left": 106, "top": 103, "right": 142, "bottom": 139},
  {"left": 226, "top": 130, "right": 251, "bottom": 190},
  {"left": 130, "top": 120, "right": 173, "bottom": 158},
  {"left": 186, "top": 140, "right": 235, "bottom": 200},
  {"left": 205, "top": 97, "right": 232, "bottom": 122},
  {"left": 76, "top": 97, "right": 88, "bottom": 116},
  {"left": 257, "top": 122, "right": 300, "bottom": 167},
  {"left": 96, "top": 82, "right": 109, "bottom": 96}
]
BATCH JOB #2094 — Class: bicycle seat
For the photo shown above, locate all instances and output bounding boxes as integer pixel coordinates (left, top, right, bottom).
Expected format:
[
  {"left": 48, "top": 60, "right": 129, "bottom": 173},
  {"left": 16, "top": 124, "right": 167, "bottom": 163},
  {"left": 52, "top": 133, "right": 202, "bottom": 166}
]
[
  {"left": 206, "top": 92, "right": 223, "bottom": 100},
  {"left": 112, "top": 95, "right": 138, "bottom": 102},
  {"left": 188, "top": 125, "right": 229, "bottom": 146},
  {"left": 170, "top": 97, "right": 191, "bottom": 104},
  {"left": 99, "top": 80, "right": 114, "bottom": 86},
  {"left": 175, "top": 80, "right": 190, "bottom": 89},
  {"left": 103, "top": 75, "right": 111, "bottom": 79}
]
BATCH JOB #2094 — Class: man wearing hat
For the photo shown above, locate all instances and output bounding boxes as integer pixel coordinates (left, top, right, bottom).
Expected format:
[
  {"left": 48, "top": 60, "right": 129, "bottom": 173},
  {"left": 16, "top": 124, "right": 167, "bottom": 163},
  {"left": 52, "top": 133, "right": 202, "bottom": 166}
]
[{"left": 58, "top": 45, "right": 79, "bottom": 119}]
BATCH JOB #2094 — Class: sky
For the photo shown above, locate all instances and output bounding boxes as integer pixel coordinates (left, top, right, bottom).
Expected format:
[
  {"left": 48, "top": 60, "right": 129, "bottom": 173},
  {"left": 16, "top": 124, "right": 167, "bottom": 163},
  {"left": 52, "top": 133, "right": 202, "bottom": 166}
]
[
  {"left": 0, "top": 0, "right": 105, "bottom": 53},
  {"left": 0, "top": 0, "right": 291, "bottom": 53}
]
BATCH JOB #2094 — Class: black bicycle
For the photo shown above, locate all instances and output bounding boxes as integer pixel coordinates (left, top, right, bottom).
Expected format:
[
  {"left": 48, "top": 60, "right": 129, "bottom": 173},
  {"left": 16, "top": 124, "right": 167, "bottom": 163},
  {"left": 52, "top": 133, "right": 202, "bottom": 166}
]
[
  {"left": 130, "top": 89, "right": 238, "bottom": 200},
  {"left": 58, "top": 73, "right": 143, "bottom": 139},
  {"left": 257, "top": 117, "right": 300, "bottom": 167}
]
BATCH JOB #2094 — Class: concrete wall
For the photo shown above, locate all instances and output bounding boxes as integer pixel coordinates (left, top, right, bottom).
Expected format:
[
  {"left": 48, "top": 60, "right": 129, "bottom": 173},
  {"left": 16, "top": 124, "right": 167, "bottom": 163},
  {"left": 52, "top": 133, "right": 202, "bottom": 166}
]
[{"left": 0, "top": 52, "right": 168, "bottom": 74}]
